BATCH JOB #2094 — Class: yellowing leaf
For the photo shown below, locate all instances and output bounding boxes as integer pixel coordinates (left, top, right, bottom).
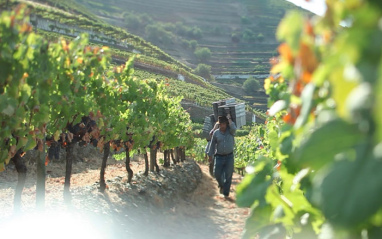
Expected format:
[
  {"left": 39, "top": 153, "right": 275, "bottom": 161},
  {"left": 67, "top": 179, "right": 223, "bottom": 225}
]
[
  {"left": 278, "top": 43, "right": 294, "bottom": 64},
  {"left": 298, "top": 42, "right": 318, "bottom": 73},
  {"left": 54, "top": 130, "right": 61, "bottom": 141},
  {"left": 264, "top": 78, "right": 271, "bottom": 91},
  {"left": 329, "top": 68, "right": 358, "bottom": 118},
  {"left": 375, "top": 73, "right": 382, "bottom": 142}
]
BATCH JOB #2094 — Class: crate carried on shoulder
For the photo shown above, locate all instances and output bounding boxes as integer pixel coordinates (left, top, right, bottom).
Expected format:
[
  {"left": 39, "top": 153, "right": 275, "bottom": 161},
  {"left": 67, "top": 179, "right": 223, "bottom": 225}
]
[
  {"left": 202, "top": 98, "right": 246, "bottom": 139},
  {"left": 202, "top": 114, "right": 215, "bottom": 139},
  {"left": 218, "top": 102, "right": 246, "bottom": 128}
]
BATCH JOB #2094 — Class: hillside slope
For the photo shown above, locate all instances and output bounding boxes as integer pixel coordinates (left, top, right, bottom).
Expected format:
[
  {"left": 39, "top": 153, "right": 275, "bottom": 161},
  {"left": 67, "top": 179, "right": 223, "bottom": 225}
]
[{"left": 75, "top": 0, "right": 310, "bottom": 75}]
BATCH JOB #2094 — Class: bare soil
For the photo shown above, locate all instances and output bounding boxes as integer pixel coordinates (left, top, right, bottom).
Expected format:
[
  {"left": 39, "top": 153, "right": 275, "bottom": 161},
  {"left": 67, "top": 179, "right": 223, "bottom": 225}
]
[{"left": 0, "top": 151, "right": 249, "bottom": 239}]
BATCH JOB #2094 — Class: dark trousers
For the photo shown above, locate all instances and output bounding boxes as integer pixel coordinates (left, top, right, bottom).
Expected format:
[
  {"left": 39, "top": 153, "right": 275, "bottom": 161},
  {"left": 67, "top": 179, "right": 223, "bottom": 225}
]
[{"left": 214, "top": 154, "right": 234, "bottom": 196}]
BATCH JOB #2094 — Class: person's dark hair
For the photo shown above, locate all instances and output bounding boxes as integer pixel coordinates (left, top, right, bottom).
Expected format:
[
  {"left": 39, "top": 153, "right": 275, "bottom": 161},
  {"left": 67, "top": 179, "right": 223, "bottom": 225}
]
[{"left": 218, "top": 116, "right": 228, "bottom": 124}]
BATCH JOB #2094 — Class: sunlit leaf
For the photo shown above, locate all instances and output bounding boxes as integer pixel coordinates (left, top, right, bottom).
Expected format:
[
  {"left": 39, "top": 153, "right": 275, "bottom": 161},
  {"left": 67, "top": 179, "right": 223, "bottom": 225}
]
[
  {"left": 237, "top": 163, "right": 273, "bottom": 207},
  {"left": 316, "top": 153, "right": 382, "bottom": 227},
  {"left": 292, "top": 119, "right": 366, "bottom": 170}
]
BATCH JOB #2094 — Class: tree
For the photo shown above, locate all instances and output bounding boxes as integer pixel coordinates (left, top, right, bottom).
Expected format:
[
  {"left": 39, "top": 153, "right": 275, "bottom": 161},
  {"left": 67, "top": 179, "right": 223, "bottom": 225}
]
[
  {"left": 231, "top": 33, "right": 240, "bottom": 43},
  {"left": 241, "top": 16, "right": 251, "bottom": 24},
  {"left": 139, "top": 13, "right": 153, "bottom": 25},
  {"left": 194, "top": 47, "right": 211, "bottom": 62},
  {"left": 145, "top": 24, "right": 173, "bottom": 45},
  {"left": 243, "top": 77, "right": 260, "bottom": 94},
  {"left": 189, "top": 40, "right": 198, "bottom": 50},
  {"left": 243, "top": 28, "right": 256, "bottom": 42},
  {"left": 175, "top": 22, "right": 188, "bottom": 36},
  {"left": 187, "top": 26, "right": 203, "bottom": 39},
  {"left": 124, "top": 14, "right": 141, "bottom": 30},
  {"left": 194, "top": 64, "right": 212, "bottom": 79},
  {"left": 257, "top": 33, "right": 264, "bottom": 42}
]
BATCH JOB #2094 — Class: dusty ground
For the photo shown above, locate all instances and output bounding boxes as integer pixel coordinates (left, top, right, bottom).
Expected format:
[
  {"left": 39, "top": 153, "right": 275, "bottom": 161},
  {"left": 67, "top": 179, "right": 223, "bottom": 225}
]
[{"left": 0, "top": 151, "right": 249, "bottom": 239}]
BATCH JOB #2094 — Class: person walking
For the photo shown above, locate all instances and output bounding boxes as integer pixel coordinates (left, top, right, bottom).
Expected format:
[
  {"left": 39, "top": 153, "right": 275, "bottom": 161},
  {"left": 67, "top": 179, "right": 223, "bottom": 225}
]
[
  {"left": 206, "top": 122, "right": 219, "bottom": 176},
  {"left": 207, "top": 114, "right": 237, "bottom": 198}
]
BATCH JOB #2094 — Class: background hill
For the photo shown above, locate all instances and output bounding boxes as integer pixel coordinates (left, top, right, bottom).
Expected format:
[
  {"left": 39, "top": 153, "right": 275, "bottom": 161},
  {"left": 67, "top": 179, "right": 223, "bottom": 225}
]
[
  {"left": 1, "top": 0, "right": 310, "bottom": 121},
  {"left": 75, "top": 0, "right": 307, "bottom": 76}
]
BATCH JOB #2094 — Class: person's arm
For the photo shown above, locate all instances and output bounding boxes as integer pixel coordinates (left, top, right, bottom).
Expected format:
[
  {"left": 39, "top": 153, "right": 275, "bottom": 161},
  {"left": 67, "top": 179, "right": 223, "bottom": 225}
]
[
  {"left": 227, "top": 114, "right": 237, "bottom": 135},
  {"left": 210, "top": 122, "right": 219, "bottom": 137},
  {"left": 208, "top": 131, "right": 217, "bottom": 162}
]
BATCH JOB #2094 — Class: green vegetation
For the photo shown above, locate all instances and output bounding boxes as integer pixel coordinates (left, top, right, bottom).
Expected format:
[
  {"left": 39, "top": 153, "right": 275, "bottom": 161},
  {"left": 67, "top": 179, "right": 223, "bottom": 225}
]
[
  {"left": 0, "top": 7, "right": 194, "bottom": 206},
  {"left": 1, "top": 0, "right": 201, "bottom": 78},
  {"left": 243, "top": 77, "right": 261, "bottom": 94},
  {"left": 145, "top": 23, "right": 174, "bottom": 46},
  {"left": 194, "top": 47, "right": 211, "bottom": 62},
  {"left": 236, "top": 0, "right": 382, "bottom": 238},
  {"left": 193, "top": 64, "right": 212, "bottom": 80},
  {"left": 132, "top": 70, "right": 231, "bottom": 108},
  {"left": 73, "top": 0, "right": 307, "bottom": 75}
]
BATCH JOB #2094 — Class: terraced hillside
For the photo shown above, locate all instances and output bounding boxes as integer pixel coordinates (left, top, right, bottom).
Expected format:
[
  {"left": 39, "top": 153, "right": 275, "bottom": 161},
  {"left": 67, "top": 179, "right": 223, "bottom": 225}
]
[
  {"left": 75, "top": 0, "right": 309, "bottom": 75},
  {"left": 0, "top": 0, "right": 247, "bottom": 120},
  {"left": 1, "top": 0, "right": 272, "bottom": 119}
]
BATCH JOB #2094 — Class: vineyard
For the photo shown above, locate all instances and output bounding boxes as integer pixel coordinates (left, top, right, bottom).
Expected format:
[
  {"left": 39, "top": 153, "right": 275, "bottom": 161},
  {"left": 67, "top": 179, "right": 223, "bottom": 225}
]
[
  {"left": 0, "top": 0, "right": 271, "bottom": 121},
  {"left": 2, "top": 0, "right": 382, "bottom": 239},
  {"left": 132, "top": 70, "right": 231, "bottom": 108},
  {"left": 0, "top": 5, "right": 194, "bottom": 211},
  {"left": 1, "top": 0, "right": 217, "bottom": 89}
]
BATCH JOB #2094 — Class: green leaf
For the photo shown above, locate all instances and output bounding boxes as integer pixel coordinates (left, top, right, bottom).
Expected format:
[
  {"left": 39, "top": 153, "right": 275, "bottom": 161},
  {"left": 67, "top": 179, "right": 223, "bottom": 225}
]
[
  {"left": 375, "top": 67, "right": 382, "bottom": 142},
  {"left": 294, "top": 83, "right": 315, "bottom": 129},
  {"left": 256, "top": 224, "right": 286, "bottom": 239},
  {"left": 276, "top": 11, "right": 303, "bottom": 52},
  {"left": 268, "top": 129, "right": 279, "bottom": 151},
  {"left": 316, "top": 153, "right": 382, "bottom": 227},
  {"left": 268, "top": 100, "right": 287, "bottom": 116},
  {"left": 236, "top": 163, "right": 273, "bottom": 207},
  {"left": 242, "top": 204, "right": 273, "bottom": 239},
  {"left": 329, "top": 67, "right": 358, "bottom": 119},
  {"left": 279, "top": 132, "right": 294, "bottom": 155},
  {"left": 293, "top": 224, "right": 318, "bottom": 239},
  {"left": 292, "top": 119, "right": 366, "bottom": 170},
  {"left": 16, "top": 137, "right": 28, "bottom": 150},
  {"left": 0, "top": 96, "right": 17, "bottom": 116},
  {"left": 369, "top": 226, "right": 382, "bottom": 239},
  {"left": 24, "top": 137, "right": 36, "bottom": 151}
]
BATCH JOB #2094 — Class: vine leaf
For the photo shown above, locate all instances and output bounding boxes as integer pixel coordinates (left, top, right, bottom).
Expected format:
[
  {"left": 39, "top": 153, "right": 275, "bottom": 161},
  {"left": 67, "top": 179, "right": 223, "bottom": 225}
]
[
  {"left": 292, "top": 119, "right": 366, "bottom": 170},
  {"left": 316, "top": 153, "right": 382, "bottom": 227},
  {"left": 236, "top": 162, "right": 273, "bottom": 208}
]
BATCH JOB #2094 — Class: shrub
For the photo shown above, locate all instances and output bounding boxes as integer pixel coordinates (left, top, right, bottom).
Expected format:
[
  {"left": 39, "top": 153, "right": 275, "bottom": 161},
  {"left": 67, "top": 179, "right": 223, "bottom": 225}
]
[
  {"left": 242, "top": 28, "right": 256, "bottom": 42},
  {"left": 145, "top": 24, "right": 173, "bottom": 45},
  {"left": 194, "top": 64, "right": 212, "bottom": 79},
  {"left": 194, "top": 47, "right": 211, "bottom": 62},
  {"left": 187, "top": 26, "right": 203, "bottom": 39},
  {"left": 231, "top": 33, "right": 240, "bottom": 43},
  {"left": 175, "top": 21, "right": 188, "bottom": 36},
  {"left": 189, "top": 40, "right": 198, "bottom": 50},
  {"left": 257, "top": 33, "right": 265, "bottom": 42},
  {"left": 241, "top": 16, "right": 251, "bottom": 24},
  {"left": 243, "top": 77, "right": 261, "bottom": 94},
  {"left": 124, "top": 14, "right": 141, "bottom": 30}
]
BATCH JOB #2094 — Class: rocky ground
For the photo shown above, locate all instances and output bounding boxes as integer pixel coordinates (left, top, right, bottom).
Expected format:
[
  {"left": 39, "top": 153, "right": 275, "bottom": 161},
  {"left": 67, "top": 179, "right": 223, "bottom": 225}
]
[{"left": 0, "top": 145, "right": 249, "bottom": 239}]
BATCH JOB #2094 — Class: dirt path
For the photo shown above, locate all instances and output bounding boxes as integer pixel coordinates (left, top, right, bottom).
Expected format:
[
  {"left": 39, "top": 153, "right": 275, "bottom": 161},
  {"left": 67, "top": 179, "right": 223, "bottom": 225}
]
[
  {"left": 0, "top": 154, "right": 249, "bottom": 239},
  {"left": 174, "top": 163, "right": 250, "bottom": 239}
]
